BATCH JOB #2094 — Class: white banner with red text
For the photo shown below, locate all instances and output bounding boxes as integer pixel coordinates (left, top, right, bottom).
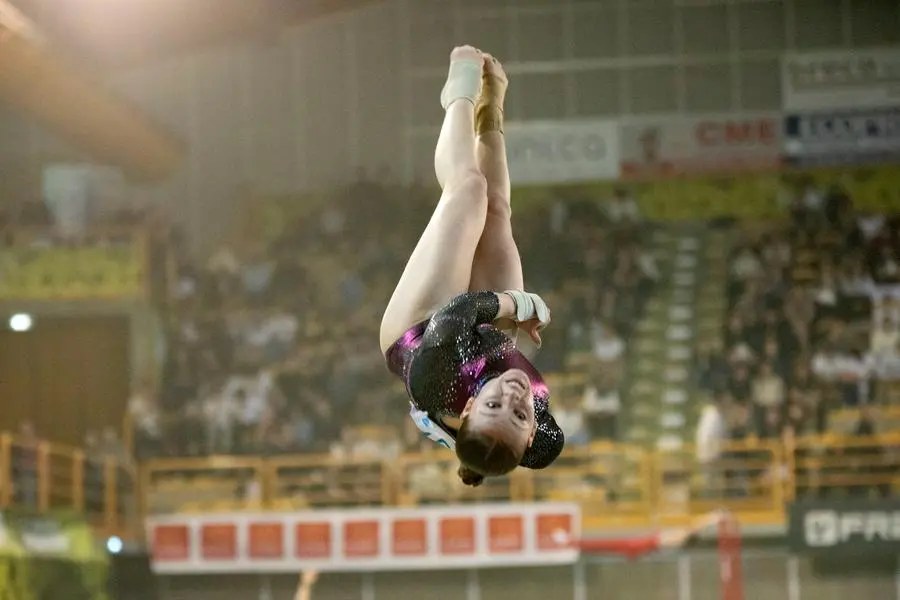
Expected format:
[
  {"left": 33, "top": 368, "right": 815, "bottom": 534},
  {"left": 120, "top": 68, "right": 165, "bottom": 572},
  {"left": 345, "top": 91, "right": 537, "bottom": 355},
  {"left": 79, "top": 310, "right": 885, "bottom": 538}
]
[
  {"left": 618, "top": 113, "right": 781, "bottom": 179},
  {"left": 146, "top": 503, "right": 581, "bottom": 574},
  {"left": 781, "top": 48, "right": 900, "bottom": 112}
]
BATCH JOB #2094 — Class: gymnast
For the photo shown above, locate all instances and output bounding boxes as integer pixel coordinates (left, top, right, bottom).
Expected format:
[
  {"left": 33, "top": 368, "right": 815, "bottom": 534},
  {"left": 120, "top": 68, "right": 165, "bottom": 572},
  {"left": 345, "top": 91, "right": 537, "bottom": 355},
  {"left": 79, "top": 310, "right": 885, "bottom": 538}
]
[{"left": 381, "top": 46, "right": 563, "bottom": 487}]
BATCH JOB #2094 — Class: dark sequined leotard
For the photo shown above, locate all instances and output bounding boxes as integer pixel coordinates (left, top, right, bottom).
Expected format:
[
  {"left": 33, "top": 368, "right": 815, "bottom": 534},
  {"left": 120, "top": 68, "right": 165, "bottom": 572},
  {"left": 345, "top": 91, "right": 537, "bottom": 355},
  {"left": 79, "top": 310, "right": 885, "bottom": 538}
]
[{"left": 386, "top": 291, "right": 564, "bottom": 469}]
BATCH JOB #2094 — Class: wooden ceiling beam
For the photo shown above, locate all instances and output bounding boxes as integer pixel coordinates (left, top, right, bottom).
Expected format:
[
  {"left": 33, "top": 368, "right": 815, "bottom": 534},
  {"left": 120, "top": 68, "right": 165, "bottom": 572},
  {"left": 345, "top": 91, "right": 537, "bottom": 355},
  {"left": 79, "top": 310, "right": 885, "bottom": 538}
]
[{"left": 0, "top": 22, "right": 183, "bottom": 180}]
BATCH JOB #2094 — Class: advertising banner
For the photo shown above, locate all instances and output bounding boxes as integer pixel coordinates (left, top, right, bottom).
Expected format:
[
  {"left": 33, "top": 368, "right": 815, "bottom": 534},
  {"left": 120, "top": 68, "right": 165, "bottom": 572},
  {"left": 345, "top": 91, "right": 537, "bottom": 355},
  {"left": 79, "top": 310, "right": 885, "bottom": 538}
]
[
  {"left": 781, "top": 48, "right": 900, "bottom": 111},
  {"left": 505, "top": 120, "right": 619, "bottom": 184},
  {"left": 783, "top": 108, "right": 900, "bottom": 167},
  {"left": 146, "top": 503, "right": 581, "bottom": 574},
  {"left": 788, "top": 499, "right": 900, "bottom": 556},
  {"left": 0, "top": 230, "right": 145, "bottom": 301},
  {"left": 0, "top": 510, "right": 108, "bottom": 600},
  {"left": 619, "top": 114, "right": 781, "bottom": 179}
]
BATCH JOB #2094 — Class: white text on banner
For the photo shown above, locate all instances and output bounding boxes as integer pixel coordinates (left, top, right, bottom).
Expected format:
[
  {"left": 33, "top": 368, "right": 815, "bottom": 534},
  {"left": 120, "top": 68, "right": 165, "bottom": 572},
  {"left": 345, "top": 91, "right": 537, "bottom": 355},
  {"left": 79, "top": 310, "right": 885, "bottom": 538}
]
[
  {"left": 783, "top": 108, "right": 900, "bottom": 167},
  {"left": 781, "top": 48, "right": 900, "bottom": 111},
  {"left": 619, "top": 113, "right": 781, "bottom": 179},
  {"left": 505, "top": 120, "right": 619, "bottom": 185}
]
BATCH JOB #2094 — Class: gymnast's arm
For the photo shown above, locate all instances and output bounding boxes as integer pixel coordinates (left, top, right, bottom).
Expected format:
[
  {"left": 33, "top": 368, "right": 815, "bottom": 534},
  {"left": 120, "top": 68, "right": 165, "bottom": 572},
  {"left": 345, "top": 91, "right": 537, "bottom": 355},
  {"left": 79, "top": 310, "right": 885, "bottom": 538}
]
[{"left": 420, "top": 292, "right": 517, "bottom": 347}]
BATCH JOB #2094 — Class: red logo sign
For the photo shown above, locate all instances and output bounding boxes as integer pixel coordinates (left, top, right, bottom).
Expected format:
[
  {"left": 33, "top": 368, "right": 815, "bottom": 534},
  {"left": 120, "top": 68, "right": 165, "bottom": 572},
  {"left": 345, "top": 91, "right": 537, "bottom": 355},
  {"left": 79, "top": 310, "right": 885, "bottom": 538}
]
[
  {"left": 344, "top": 520, "right": 380, "bottom": 558},
  {"left": 488, "top": 515, "right": 524, "bottom": 554},
  {"left": 536, "top": 513, "right": 573, "bottom": 550},
  {"left": 248, "top": 522, "right": 284, "bottom": 559},
  {"left": 152, "top": 524, "right": 189, "bottom": 561},
  {"left": 439, "top": 517, "right": 476, "bottom": 555},
  {"left": 695, "top": 119, "right": 776, "bottom": 147},
  {"left": 200, "top": 523, "right": 237, "bottom": 560},
  {"left": 391, "top": 518, "right": 428, "bottom": 556},
  {"left": 295, "top": 522, "right": 332, "bottom": 559}
]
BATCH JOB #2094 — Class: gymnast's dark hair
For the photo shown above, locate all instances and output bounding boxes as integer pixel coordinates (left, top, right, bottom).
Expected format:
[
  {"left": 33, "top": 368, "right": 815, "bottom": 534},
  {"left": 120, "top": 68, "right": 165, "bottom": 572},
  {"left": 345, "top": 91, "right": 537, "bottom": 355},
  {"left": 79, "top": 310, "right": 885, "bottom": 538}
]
[{"left": 455, "top": 418, "right": 524, "bottom": 487}]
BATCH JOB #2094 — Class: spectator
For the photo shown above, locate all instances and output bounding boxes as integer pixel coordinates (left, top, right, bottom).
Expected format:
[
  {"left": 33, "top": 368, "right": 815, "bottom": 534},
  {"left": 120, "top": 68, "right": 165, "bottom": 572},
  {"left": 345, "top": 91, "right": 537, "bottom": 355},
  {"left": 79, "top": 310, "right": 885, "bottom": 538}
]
[
  {"left": 751, "top": 362, "right": 786, "bottom": 412},
  {"left": 757, "top": 406, "right": 784, "bottom": 441},
  {"left": 727, "top": 364, "right": 752, "bottom": 405},
  {"left": 729, "top": 243, "right": 763, "bottom": 284},
  {"left": 127, "top": 380, "right": 161, "bottom": 459},
  {"left": 696, "top": 392, "right": 729, "bottom": 496},
  {"left": 870, "top": 313, "right": 899, "bottom": 356},
  {"left": 591, "top": 320, "right": 625, "bottom": 371},
  {"left": 871, "top": 246, "right": 900, "bottom": 284},
  {"left": 100, "top": 427, "right": 130, "bottom": 465},
  {"left": 724, "top": 403, "right": 752, "bottom": 497},
  {"left": 783, "top": 287, "right": 815, "bottom": 350},
  {"left": 204, "top": 381, "right": 239, "bottom": 455},
  {"left": 207, "top": 243, "right": 240, "bottom": 279},
  {"left": 605, "top": 188, "right": 641, "bottom": 225},
  {"left": 836, "top": 349, "right": 870, "bottom": 407},
  {"left": 812, "top": 261, "right": 839, "bottom": 310},
  {"left": 554, "top": 395, "right": 590, "bottom": 447},
  {"left": 582, "top": 373, "right": 620, "bottom": 441},
  {"left": 695, "top": 341, "right": 730, "bottom": 394}
]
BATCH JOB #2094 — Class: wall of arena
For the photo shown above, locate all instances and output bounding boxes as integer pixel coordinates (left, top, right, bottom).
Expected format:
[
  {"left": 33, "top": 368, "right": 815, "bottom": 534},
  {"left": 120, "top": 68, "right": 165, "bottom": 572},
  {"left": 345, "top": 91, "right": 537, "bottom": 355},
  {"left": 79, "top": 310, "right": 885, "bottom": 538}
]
[{"left": 0, "top": 0, "right": 897, "bottom": 254}]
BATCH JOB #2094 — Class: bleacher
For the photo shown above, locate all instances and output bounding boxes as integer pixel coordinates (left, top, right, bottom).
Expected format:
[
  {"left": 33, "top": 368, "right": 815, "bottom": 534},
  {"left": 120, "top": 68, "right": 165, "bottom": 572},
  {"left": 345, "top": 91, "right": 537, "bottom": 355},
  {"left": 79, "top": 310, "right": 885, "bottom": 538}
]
[
  {"left": 3, "top": 164, "right": 900, "bottom": 539},
  {"left": 112, "top": 166, "right": 899, "bottom": 531}
]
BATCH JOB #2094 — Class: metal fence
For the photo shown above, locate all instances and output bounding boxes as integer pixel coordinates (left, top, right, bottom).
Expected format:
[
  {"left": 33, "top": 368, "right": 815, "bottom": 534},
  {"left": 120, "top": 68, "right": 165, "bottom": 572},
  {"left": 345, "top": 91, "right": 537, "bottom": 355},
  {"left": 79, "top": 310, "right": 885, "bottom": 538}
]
[{"left": 154, "top": 549, "right": 897, "bottom": 600}]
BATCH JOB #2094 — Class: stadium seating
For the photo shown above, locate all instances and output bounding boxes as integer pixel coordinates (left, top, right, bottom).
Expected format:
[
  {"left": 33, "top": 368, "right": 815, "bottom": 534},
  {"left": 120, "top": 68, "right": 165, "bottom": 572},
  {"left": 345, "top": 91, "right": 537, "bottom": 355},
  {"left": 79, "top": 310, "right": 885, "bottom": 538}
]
[
  {"left": 115, "top": 169, "right": 900, "bottom": 528},
  {"left": 5, "top": 167, "right": 900, "bottom": 534}
]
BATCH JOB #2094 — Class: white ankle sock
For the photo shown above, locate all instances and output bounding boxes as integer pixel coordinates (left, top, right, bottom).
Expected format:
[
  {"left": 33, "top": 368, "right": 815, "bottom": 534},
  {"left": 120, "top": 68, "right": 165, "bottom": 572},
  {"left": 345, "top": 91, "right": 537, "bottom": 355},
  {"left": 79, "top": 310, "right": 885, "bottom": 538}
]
[{"left": 440, "top": 58, "right": 482, "bottom": 110}]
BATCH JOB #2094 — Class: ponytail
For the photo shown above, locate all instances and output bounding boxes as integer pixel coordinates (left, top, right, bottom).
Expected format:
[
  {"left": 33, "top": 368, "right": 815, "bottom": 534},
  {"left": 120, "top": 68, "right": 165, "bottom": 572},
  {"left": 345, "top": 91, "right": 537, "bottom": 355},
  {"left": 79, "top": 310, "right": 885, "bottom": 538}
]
[{"left": 457, "top": 464, "right": 485, "bottom": 487}]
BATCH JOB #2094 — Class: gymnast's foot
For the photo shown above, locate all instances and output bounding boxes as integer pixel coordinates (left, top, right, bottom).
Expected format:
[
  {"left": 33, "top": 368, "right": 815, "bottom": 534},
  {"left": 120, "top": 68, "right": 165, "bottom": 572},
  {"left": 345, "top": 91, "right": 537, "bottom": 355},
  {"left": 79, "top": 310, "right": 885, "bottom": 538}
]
[
  {"left": 476, "top": 53, "right": 507, "bottom": 135},
  {"left": 440, "top": 45, "right": 484, "bottom": 110}
]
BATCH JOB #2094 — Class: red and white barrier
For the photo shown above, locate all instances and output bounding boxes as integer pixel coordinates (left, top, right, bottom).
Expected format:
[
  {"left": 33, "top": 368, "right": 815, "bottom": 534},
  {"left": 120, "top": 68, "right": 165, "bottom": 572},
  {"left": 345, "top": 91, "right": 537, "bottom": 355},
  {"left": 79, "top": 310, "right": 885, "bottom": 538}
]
[{"left": 146, "top": 503, "right": 581, "bottom": 573}]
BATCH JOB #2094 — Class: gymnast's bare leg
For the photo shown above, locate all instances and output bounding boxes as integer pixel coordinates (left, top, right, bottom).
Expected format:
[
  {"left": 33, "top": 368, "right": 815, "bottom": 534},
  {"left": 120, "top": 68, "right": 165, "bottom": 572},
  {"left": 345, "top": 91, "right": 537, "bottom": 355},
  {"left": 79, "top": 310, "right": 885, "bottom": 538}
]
[
  {"left": 468, "top": 54, "right": 523, "bottom": 339},
  {"left": 379, "top": 46, "right": 489, "bottom": 353}
]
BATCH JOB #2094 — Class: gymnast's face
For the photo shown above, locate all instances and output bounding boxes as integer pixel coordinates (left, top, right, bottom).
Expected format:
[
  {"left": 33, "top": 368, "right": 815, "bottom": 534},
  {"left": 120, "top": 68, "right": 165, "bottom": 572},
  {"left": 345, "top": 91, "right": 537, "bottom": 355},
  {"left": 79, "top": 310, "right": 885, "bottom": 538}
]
[{"left": 461, "top": 369, "right": 537, "bottom": 447}]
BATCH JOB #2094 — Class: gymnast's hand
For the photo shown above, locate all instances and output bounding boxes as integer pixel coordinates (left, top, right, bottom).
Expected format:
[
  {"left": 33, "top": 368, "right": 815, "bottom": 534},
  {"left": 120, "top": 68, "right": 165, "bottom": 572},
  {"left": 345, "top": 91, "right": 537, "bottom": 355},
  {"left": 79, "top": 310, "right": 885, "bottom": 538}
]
[{"left": 502, "top": 290, "right": 551, "bottom": 347}]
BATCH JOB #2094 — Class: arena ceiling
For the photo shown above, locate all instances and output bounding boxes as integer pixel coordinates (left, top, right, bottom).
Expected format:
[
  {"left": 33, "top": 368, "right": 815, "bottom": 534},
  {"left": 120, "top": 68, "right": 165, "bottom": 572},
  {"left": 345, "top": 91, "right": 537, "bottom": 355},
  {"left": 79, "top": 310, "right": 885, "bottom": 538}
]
[{"left": 8, "top": 0, "right": 382, "bottom": 69}]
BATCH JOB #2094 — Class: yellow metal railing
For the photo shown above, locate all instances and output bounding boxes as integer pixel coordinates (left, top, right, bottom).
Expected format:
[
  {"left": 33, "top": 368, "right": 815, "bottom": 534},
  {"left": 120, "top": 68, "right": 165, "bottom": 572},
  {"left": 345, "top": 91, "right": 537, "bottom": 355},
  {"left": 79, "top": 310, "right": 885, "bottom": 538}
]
[
  {"left": 139, "top": 434, "right": 900, "bottom": 529},
  {"left": 9, "top": 432, "right": 900, "bottom": 537},
  {"left": 0, "top": 432, "right": 137, "bottom": 538}
]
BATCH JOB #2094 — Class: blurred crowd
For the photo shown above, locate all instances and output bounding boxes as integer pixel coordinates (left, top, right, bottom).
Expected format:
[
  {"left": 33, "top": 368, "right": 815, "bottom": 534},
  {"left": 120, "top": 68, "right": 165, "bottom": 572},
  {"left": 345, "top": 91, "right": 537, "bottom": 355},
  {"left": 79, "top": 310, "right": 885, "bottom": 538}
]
[
  {"left": 694, "top": 178, "right": 900, "bottom": 497},
  {"left": 104, "top": 168, "right": 900, "bottom": 507},
  {"left": 129, "top": 177, "right": 654, "bottom": 464}
]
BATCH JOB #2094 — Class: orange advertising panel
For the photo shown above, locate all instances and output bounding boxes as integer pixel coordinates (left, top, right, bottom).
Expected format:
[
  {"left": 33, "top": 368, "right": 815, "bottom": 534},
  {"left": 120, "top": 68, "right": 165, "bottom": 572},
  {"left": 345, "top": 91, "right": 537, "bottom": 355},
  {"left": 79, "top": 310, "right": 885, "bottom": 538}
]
[
  {"left": 392, "top": 518, "right": 428, "bottom": 556},
  {"left": 146, "top": 504, "right": 581, "bottom": 573},
  {"left": 439, "top": 517, "right": 476, "bottom": 555},
  {"left": 201, "top": 523, "right": 237, "bottom": 560},
  {"left": 249, "top": 522, "right": 284, "bottom": 560},
  {"left": 295, "top": 522, "right": 332, "bottom": 559},
  {"left": 152, "top": 524, "right": 189, "bottom": 561},
  {"left": 344, "top": 520, "right": 380, "bottom": 558},
  {"left": 536, "top": 513, "right": 573, "bottom": 551},
  {"left": 488, "top": 515, "right": 524, "bottom": 554}
]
